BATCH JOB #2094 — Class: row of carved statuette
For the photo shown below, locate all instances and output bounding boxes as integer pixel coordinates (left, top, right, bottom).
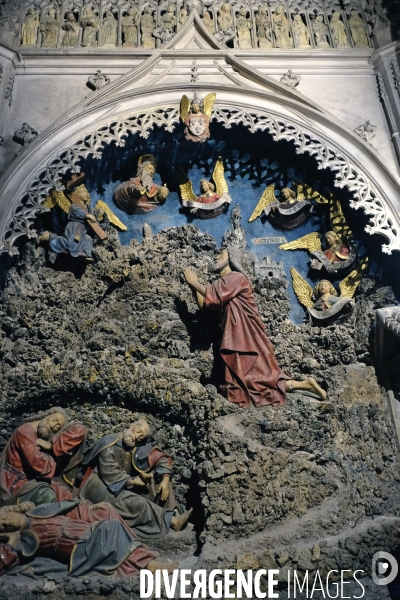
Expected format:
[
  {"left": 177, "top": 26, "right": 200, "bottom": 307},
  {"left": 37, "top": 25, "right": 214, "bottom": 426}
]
[
  {"left": 18, "top": 1, "right": 372, "bottom": 50},
  {"left": 20, "top": 3, "right": 188, "bottom": 49},
  {"left": 203, "top": 3, "right": 371, "bottom": 50}
]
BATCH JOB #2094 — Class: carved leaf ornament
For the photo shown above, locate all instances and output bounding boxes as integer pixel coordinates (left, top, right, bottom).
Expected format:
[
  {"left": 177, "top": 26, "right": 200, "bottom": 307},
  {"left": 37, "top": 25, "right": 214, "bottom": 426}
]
[{"left": 2, "top": 105, "right": 399, "bottom": 256}]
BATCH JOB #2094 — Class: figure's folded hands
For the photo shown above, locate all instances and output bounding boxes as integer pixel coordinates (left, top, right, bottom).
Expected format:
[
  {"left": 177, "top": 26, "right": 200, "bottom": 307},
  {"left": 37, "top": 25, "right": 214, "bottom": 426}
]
[{"left": 183, "top": 267, "right": 198, "bottom": 285}]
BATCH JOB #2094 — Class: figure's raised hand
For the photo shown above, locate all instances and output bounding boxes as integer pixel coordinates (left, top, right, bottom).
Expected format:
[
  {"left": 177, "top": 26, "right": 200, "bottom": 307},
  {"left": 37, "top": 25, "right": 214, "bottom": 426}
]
[{"left": 183, "top": 267, "right": 198, "bottom": 286}]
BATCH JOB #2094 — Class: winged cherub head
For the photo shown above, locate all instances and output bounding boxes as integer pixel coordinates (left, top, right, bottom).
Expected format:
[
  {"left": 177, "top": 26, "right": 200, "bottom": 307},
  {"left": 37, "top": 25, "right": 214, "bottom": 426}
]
[{"left": 191, "top": 99, "right": 202, "bottom": 114}]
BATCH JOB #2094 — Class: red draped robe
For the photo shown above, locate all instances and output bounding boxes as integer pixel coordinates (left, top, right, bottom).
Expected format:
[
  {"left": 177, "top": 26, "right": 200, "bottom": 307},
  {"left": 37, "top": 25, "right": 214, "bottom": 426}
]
[
  {"left": 204, "top": 271, "right": 290, "bottom": 409},
  {"left": 0, "top": 501, "right": 154, "bottom": 577},
  {"left": 0, "top": 422, "right": 86, "bottom": 498}
]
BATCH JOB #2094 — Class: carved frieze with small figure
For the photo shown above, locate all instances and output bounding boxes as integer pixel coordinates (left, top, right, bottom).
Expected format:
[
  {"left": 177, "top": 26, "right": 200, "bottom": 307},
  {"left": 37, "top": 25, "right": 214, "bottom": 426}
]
[{"left": 13, "top": 0, "right": 375, "bottom": 51}]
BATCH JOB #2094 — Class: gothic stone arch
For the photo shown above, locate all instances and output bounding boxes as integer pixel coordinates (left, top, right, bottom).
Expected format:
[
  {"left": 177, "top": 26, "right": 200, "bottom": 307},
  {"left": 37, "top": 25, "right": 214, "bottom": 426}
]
[{"left": 0, "top": 85, "right": 399, "bottom": 256}]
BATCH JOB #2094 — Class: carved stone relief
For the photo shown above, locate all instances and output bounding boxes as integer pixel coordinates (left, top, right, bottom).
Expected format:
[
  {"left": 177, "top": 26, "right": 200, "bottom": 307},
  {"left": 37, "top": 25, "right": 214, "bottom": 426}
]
[
  {"left": 280, "top": 69, "right": 300, "bottom": 88},
  {"left": 1, "top": 104, "right": 399, "bottom": 257},
  {"left": 391, "top": 60, "right": 400, "bottom": 98},
  {"left": 39, "top": 5, "right": 60, "bottom": 48},
  {"left": 353, "top": 120, "right": 377, "bottom": 143},
  {"left": 0, "top": 0, "right": 380, "bottom": 51},
  {"left": 4, "top": 72, "right": 15, "bottom": 106},
  {"left": 13, "top": 122, "right": 38, "bottom": 145},
  {"left": 87, "top": 70, "right": 110, "bottom": 91},
  {"left": 20, "top": 6, "right": 39, "bottom": 46},
  {"left": 61, "top": 11, "right": 80, "bottom": 47},
  {"left": 206, "top": 0, "right": 373, "bottom": 50}
]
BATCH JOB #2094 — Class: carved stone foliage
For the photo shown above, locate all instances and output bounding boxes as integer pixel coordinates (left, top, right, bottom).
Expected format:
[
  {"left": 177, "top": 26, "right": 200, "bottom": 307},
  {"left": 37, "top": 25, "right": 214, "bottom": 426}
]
[
  {"left": 353, "top": 120, "right": 377, "bottom": 143},
  {"left": 13, "top": 122, "right": 39, "bottom": 145},
  {"left": 87, "top": 69, "right": 110, "bottom": 90},
  {"left": 391, "top": 60, "right": 400, "bottom": 98},
  {"left": 280, "top": 69, "right": 301, "bottom": 88},
  {"left": 0, "top": 0, "right": 382, "bottom": 50},
  {"left": 0, "top": 0, "right": 23, "bottom": 36},
  {"left": 207, "top": 0, "right": 372, "bottom": 50},
  {"left": 4, "top": 72, "right": 15, "bottom": 106},
  {"left": 1, "top": 104, "right": 399, "bottom": 257}
]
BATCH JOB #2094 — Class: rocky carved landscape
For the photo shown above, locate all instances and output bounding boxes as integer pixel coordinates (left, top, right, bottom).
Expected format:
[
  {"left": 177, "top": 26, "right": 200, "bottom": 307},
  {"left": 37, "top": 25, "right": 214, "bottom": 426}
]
[{"left": 0, "top": 219, "right": 399, "bottom": 599}]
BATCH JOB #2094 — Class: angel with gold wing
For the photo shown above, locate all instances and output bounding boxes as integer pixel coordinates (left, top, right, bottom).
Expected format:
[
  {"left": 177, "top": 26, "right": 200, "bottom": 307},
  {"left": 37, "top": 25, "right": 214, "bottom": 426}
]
[
  {"left": 179, "top": 157, "right": 231, "bottom": 219},
  {"left": 290, "top": 258, "right": 368, "bottom": 324},
  {"left": 279, "top": 192, "right": 357, "bottom": 274},
  {"left": 180, "top": 92, "right": 216, "bottom": 143},
  {"left": 38, "top": 178, "right": 126, "bottom": 263},
  {"left": 248, "top": 182, "right": 313, "bottom": 230}
]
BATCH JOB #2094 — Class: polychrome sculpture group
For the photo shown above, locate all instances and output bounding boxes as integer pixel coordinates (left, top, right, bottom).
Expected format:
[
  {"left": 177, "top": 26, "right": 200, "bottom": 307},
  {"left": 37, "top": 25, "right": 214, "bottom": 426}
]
[{"left": 0, "top": 410, "right": 191, "bottom": 578}]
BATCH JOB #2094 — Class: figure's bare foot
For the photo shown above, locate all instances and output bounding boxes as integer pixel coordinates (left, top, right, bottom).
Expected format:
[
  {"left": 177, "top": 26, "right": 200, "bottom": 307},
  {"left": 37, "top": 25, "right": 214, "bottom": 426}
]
[
  {"left": 78, "top": 253, "right": 94, "bottom": 263},
  {"left": 171, "top": 508, "right": 193, "bottom": 532},
  {"left": 147, "top": 560, "right": 179, "bottom": 574},
  {"left": 306, "top": 377, "right": 327, "bottom": 401}
]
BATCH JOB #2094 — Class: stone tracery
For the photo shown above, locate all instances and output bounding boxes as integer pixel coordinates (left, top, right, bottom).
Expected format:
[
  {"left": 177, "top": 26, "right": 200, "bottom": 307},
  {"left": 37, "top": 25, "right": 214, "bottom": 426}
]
[{"left": 1, "top": 102, "right": 398, "bottom": 257}]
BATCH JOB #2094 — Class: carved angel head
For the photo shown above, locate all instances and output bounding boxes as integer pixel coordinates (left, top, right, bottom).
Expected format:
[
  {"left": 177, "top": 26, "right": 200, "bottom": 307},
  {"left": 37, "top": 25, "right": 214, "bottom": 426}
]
[
  {"left": 200, "top": 179, "right": 215, "bottom": 193},
  {"left": 281, "top": 187, "right": 296, "bottom": 200},
  {"left": 75, "top": 184, "right": 91, "bottom": 205},
  {"left": 313, "top": 279, "right": 337, "bottom": 299},
  {"left": 325, "top": 230, "right": 342, "bottom": 247}
]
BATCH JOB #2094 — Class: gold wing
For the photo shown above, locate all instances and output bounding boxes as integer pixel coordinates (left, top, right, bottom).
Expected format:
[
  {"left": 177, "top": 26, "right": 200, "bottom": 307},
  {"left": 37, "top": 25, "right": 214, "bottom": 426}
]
[
  {"left": 43, "top": 189, "right": 71, "bottom": 213},
  {"left": 293, "top": 182, "right": 328, "bottom": 204},
  {"left": 211, "top": 158, "right": 228, "bottom": 197},
  {"left": 180, "top": 95, "right": 191, "bottom": 122},
  {"left": 279, "top": 231, "right": 322, "bottom": 253},
  {"left": 339, "top": 257, "right": 368, "bottom": 299},
  {"left": 248, "top": 184, "right": 275, "bottom": 222},
  {"left": 94, "top": 200, "right": 127, "bottom": 231},
  {"left": 329, "top": 194, "right": 353, "bottom": 240},
  {"left": 203, "top": 93, "right": 216, "bottom": 118},
  {"left": 290, "top": 268, "right": 314, "bottom": 308},
  {"left": 307, "top": 187, "right": 329, "bottom": 204},
  {"left": 179, "top": 179, "right": 197, "bottom": 202}
]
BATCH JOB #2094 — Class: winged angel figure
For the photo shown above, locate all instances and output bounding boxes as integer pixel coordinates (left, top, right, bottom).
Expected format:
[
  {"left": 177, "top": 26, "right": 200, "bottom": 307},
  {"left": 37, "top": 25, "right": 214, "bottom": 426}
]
[
  {"left": 249, "top": 183, "right": 313, "bottom": 230},
  {"left": 44, "top": 189, "right": 127, "bottom": 231},
  {"left": 279, "top": 193, "right": 357, "bottom": 274},
  {"left": 180, "top": 92, "right": 216, "bottom": 143},
  {"left": 290, "top": 258, "right": 368, "bottom": 324},
  {"left": 179, "top": 158, "right": 231, "bottom": 219}
]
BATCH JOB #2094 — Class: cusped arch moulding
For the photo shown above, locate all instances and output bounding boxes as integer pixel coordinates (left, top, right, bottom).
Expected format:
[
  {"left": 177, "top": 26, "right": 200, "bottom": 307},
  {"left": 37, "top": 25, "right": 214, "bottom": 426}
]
[{"left": 1, "top": 103, "right": 399, "bottom": 256}]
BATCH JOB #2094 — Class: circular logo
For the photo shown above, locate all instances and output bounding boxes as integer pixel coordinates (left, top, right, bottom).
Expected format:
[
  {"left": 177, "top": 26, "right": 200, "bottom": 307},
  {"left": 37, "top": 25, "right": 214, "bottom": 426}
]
[{"left": 372, "top": 552, "right": 398, "bottom": 586}]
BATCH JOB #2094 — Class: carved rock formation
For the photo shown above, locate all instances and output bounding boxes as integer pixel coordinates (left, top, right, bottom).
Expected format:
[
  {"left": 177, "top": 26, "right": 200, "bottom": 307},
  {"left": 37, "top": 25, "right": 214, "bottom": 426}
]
[{"left": 0, "top": 224, "right": 398, "bottom": 596}]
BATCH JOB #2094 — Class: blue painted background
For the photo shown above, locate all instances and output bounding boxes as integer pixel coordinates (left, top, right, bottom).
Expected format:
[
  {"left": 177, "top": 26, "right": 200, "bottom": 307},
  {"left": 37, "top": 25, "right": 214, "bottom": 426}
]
[{"left": 78, "top": 121, "right": 397, "bottom": 324}]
